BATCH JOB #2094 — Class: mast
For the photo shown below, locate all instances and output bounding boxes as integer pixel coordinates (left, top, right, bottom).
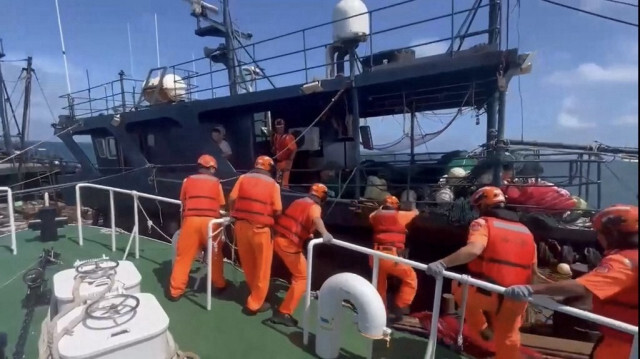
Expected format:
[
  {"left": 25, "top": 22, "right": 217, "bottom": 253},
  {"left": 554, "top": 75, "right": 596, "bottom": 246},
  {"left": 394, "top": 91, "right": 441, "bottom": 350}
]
[
  {"left": 487, "top": 0, "right": 505, "bottom": 187},
  {"left": 0, "top": 39, "right": 14, "bottom": 155},
  {"left": 222, "top": 0, "right": 238, "bottom": 96},
  {"left": 20, "top": 57, "right": 33, "bottom": 149}
]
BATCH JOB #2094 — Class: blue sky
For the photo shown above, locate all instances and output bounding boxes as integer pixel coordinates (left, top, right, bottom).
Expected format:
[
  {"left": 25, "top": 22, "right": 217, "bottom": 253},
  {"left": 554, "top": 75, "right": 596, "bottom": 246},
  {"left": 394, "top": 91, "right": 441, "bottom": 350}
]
[{"left": 1, "top": 0, "right": 637, "bottom": 152}]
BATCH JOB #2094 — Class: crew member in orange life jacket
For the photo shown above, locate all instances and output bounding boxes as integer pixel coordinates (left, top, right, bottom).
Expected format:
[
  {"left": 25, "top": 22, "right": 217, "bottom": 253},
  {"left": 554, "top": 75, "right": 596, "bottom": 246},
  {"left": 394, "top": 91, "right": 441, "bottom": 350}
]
[
  {"left": 271, "top": 118, "right": 297, "bottom": 189},
  {"left": 504, "top": 204, "right": 639, "bottom": 359},
  {"left": 269, "top": 183, "right": 334, "bottom": 327},
  {"left": 168, "top": 154, "right": 226, "bottom": 301},
  {"left": 425, "top": 186, "right": 537, "bottom": 359},
  {"left": 369, "top": 195, "right": 419, "bottom": 321},
  {"left": 229, "top": 155, "right": 282, "bottom": 314}
]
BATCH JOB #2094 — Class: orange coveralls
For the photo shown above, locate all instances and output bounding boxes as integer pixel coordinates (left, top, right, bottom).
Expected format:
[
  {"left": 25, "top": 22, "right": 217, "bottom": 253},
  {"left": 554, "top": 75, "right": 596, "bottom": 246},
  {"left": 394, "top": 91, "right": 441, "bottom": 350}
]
[
  {"left": 369, "top": 209, "right": 419, "bottom": 309},
  {"left": 575, "top": 250, "right": 638, "bottom": 359},
  {"left": 230, "top": 172, "right": 282, "bottom": 311},
  {"left": 273, "top": 133, "right": 297, "bottom": 189},
  {"left": 452, "top": 217, "right": 536, "bottom": 359},
  {"left": 273, "top": 197, "right": 321, "bottom": 315},
  {"left": 170, "top": 174, "right": 226, "bottom": 298}
]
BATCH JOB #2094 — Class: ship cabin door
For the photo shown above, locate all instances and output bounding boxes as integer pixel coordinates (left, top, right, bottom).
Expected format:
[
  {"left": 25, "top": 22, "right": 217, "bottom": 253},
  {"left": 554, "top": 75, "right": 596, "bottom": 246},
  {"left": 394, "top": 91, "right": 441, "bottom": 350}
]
[
  {"left": 253, "top": 111, "right": 271, "bottom": 159},
  {"left": 91, "top": 130, "right": 125, "bottom": 176}
]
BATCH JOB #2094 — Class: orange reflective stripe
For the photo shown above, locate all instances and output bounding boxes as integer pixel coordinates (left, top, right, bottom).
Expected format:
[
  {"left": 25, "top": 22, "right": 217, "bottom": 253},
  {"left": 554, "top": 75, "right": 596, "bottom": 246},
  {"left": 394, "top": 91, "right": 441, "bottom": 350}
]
[
  {"left": 231, "top": 172, "right": 277, "bottom": 226},
  {"left": 181, "top": 174, "right": 222, "bottom": 218}
]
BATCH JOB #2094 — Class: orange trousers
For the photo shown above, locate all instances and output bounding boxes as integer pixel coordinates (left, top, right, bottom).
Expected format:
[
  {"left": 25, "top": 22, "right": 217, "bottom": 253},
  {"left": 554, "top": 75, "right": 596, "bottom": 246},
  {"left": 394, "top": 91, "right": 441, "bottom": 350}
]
[
  {"left": 234, "top": 220, "right": 273, "bottom": 311},
  {"left": 170, "top": 216, "right": 225, "bottom": 298},
  {"left": 593, "top": 335, "right": 632, "bottom": 359},
  {"left": 370, "top": 247, "right": 417, "bottom": 309},
  {"left": 276, "top": 160, "right": 293, "bottom": 189},
  {"left": 452, "top": 281, "right": 527, "bottom": 359},
  {"left": 273, "top": 235, "right": 306, "bottom": 315}
]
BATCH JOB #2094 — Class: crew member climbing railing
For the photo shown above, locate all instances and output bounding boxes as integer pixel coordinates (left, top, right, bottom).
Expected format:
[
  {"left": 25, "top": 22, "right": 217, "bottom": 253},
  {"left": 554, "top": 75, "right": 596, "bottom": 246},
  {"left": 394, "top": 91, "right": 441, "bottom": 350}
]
[
  {"left": 75, "top": 183, "right": 181, "bottom": 258},
  {"left": 0, "top": 187, "right": 16, "bottom": 255},
  {"left": 302, "top": 238, "right": 639, "bottom": 359}
]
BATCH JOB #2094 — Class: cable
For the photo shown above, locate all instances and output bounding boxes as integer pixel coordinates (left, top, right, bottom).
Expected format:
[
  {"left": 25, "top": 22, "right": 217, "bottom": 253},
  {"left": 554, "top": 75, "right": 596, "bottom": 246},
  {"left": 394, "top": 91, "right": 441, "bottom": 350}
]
[
  {"left": 0, "top": 123, "right": 80, "bottom": 164},
  {"left": 540, "top": 0, "right": 638, "bottom": 27},
  {"left": 603, "top": 0, "right": 638, "bottom": 7},
  {"left": 34, "top": 71, "right": 59, "bottom": 122}
]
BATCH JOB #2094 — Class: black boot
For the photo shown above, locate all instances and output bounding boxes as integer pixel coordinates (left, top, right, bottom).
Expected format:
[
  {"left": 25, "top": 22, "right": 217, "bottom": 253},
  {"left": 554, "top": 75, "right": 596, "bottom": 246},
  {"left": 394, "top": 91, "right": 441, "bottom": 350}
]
[
  {"left": 269, "top": 311, "right": 299, "bottom": 327},
  {"left": 242, "top": 302, "right": 271, "bottom": 316}
]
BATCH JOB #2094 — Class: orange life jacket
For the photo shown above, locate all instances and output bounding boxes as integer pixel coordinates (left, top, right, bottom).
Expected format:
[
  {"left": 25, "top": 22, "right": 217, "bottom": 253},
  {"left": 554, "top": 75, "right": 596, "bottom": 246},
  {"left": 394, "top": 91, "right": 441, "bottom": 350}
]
[
  {"left": 467, "top": 217, "right": 535, "bottom": 287},
  {"left": 181, "top": 174, "right": 222, "bottom": 218},
  {"left": 370, "top": 209, "right": 407, "bottom": 249},
  {"left": 592, "top": 249, "right": 638, "bottom": 342},
  {"left": 230, "top": 172, "right": 277, "bottom": 226},
  {"left": 274, "top": 197, "right": 317, "bottom": 248},
  {"left": 273, "top": 133, "right": 295, "bottom": 161}
]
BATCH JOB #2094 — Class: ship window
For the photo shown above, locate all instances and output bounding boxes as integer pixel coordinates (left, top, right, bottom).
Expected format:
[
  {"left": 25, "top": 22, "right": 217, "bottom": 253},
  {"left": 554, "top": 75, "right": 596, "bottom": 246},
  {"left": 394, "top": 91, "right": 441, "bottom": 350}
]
[
  {"left": 106, "top": 137, "right": 118, "bottom": 159},
  {"left": 95, "top": 138, "right": 107, "bottom": 158},
  {"left": 146, "top": 134, "right": 156, "bottom": 147}
]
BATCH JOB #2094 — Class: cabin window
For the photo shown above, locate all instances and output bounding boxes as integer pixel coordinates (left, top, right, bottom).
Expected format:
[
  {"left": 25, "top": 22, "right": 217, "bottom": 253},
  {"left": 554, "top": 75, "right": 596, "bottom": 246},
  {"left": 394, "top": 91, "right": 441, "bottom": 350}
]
[
  {"left": 94, "top": 138, "right": 107, "bottom": 158},
  {"left": 106, "top": 137, "right": 118, "bottom": 159},
  {"left": 146, "top": 134, "right": 156, "bottom": 147}
]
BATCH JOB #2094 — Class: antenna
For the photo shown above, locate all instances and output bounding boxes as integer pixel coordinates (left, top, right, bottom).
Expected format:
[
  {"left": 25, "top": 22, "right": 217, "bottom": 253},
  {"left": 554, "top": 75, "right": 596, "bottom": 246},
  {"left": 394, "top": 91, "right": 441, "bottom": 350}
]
[
  {"left": 54, "top": 0, "right": 72, "bottom": 94},
  {"left": 154, "top": 13, "right": 160, "bottom": 67},
  {"left": 127, "top": 22, "right": 134, "bottom": 77}
]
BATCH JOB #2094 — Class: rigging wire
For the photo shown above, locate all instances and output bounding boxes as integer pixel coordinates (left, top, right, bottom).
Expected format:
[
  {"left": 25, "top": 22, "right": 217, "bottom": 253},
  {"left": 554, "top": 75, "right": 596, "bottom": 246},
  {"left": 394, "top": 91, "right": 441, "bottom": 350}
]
[
  {"left": 33, "top": 71, "right": 59, "bottom": 122},
  {"left": 540, "top": 0, "right": 638, "bottom": 27},
  {"left": 0, "top": 123, "right": 80, "bottom": 164},
  {"left": 602, "top": 0, "right": 638, "bottom": 7}
]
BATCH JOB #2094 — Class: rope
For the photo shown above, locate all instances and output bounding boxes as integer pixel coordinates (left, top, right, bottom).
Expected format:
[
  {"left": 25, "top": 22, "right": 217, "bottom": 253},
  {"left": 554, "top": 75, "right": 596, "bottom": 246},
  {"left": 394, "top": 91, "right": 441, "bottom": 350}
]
[
  {"left": 540, "top": 0, "right": 638, "bottom": 27},
  {"left": 10, "top": 170, "right": 60, "bottom": 189},
  {"left": 34, "top": 71, "right": 59, "bottom": 123},
  {"left": 0, "top": 123, "right": 81, "bottom": 164},
  {"left": 136, "top": 198, "right": 174, "bottom": 242},
  {"left": 0, "top": 258, "right": 41, "bottom": 291}
]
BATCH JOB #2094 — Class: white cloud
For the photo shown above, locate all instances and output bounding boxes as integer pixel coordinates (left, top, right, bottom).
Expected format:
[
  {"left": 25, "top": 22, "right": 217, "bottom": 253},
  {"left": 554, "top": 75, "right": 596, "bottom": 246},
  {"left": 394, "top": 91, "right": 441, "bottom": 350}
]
[
  {"left": 614, "top": 114, "right": 638, "bottom": 126},
  {"left": 546, "top": 63, "right": 638, "bottom": 86},
  {"left": 409, "top": 38, "right": 448, "bottom": 58},
  {"left": 556, "top": 95, "right": 596, "bottom": 128}
]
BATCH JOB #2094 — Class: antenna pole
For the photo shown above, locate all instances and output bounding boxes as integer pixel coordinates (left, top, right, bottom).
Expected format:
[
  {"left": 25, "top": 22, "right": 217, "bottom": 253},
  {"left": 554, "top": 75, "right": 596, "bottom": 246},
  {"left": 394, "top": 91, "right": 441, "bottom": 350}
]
[
  {"left": 20, "top": 57, "right": 33, "bottom": 149},
  {"left": 155, "top": 13, "right": 160, "bottom": 67},
  {"left": 54, "top": 0, "right": 72, "bottom": 95},
  {"left": 127, "top": 22, "right": 135, "bottom": 77},
  {"left": 222, "top": 0, "right": 238, "bottom": 95}
]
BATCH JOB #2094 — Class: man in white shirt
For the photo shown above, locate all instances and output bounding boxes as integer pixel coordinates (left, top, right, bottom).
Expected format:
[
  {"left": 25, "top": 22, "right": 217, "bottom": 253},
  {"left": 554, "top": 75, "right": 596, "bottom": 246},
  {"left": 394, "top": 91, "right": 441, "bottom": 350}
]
[{"left": 211, "top": 127, "right": 232, "bottom": 160}]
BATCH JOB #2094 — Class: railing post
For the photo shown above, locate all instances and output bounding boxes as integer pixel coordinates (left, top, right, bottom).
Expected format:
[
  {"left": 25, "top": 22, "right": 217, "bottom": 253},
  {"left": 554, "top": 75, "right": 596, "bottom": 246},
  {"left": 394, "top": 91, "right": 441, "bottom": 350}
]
[
  {"left": 371, "top": 256, "right": 380, "bottom": 289},
  {"left": 303, "top": 238, "right": 321, "bottom": 346},
  {"left": 110, "top": 190, "right": 116, "bottom": 252},
  {"left": 132, "top": 191, "right": 139, "bottom": 259},
  {"left": 630, "top": 332, "right": 638, "bottom": 359},
  {"left": 302, "top": 30, "right": 309, "bottom": 83},
  {"left": 1, "top": 188, "right": 17, "bottom": 255},
  {"left": 207, "top": 219, "right": 214, "bottom": 311},
  {"left": 457, "top": 276, "right": 470, "bottom": 349},
  {"left": 76, "top": 185, "right": 83, "bottom": 246},
  {"left": 425, "top": 275, "right": 444, "bottom": 359}
]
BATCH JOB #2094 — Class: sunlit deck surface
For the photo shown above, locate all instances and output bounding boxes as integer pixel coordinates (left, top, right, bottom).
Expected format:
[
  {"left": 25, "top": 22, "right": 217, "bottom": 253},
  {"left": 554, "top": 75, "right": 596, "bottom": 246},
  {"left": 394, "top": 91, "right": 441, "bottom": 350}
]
[{"left": 0, "top": 225, "right": 465, "bottom": 358}]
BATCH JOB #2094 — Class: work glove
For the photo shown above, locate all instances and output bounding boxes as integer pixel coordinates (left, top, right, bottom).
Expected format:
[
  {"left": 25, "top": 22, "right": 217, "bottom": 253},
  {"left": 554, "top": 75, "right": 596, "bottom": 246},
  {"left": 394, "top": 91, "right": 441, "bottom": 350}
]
[
  {"left": 503, "top": 285, "right": 533, "bottom": 301},
  {"left": 425, "top": 261, "right": 447, "bottom": 277},
  {"left": 322, "top": 232, "right": 334, "bottom": 244}
]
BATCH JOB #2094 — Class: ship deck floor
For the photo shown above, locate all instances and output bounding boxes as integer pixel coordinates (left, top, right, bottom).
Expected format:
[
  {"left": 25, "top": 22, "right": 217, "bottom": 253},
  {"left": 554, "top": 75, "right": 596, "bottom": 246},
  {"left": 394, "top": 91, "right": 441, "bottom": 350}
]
[{"left": 0, "top": 225, "right": 465, "bottom": 359}]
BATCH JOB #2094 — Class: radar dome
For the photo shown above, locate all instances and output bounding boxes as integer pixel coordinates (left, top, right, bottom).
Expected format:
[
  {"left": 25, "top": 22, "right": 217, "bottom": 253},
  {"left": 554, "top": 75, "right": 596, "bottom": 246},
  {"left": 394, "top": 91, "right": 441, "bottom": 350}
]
[
  {"left": 142, "top": 74, "right": 187, "bottom": 105},
  {"left": 332, "top": 0, "right": 370, "bottom": 42}
]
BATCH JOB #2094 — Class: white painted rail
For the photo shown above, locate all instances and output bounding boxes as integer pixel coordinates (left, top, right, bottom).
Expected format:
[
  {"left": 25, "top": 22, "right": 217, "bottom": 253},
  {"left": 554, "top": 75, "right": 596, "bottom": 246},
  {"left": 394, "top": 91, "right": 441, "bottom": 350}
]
[
  {"left": 0, "top": 187, "right": 16, "bottom": 255},
  {"left": 303, "top": 238, "right": 639, "bottom": 359},
  {"left": 75, "top": 183, "right": 181, "bottom": 258},
  {"left": 206, "top": 217, "right": 232, "bottom": 310}
]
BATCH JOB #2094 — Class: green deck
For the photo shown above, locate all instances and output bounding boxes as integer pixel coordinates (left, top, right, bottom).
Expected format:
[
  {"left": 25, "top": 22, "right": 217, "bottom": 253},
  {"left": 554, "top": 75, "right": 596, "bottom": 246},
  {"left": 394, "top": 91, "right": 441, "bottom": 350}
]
[{"left": 0, "top": 225, "right": 464, "bottom": 359}]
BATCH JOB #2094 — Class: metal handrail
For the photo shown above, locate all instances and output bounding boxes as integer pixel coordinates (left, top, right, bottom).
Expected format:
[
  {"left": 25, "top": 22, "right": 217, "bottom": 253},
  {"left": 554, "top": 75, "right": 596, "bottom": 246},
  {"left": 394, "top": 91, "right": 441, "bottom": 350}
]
[
  {"left": 0, "top": 187, "right": 16, "bottom": 255},
  {"left": 75, "top": 183, "right": 181, "bottom": 258},
  {"left": 206, "top": 217, "right": 232, "bottom": 310},
  {"left": 302, "top": 238, "right": 639, "bottom": 359}
]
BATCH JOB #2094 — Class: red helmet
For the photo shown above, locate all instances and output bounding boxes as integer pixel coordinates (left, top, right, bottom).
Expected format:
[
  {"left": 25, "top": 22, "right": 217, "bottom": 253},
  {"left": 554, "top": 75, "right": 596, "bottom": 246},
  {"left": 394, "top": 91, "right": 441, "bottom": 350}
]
[
  {"left": 471, "top": 186, "right": 506, "bottom": 209},
  {"left": 275, "top": 118, "right": 285, "bottom": 128},
  {"left": 197, "top": 154, "right": 217, "bottom": 169},
  {"left": 254, "top": 155, "right": 274, "bottom": 171},
  {"left": 383, "top": 195, "right": 400, "bottom": 210},
  {"left": 310, "top": 183, "right": 328, "bottom": 201},
  {"left": 592, "top": 204, "right": 638, "bottom": 234}
]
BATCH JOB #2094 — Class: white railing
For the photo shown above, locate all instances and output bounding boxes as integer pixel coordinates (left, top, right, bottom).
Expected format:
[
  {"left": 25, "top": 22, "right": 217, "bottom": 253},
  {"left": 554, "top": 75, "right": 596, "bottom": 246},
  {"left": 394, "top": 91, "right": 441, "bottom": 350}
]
[
  {"left": 76, "top": 184, "right": 181, "bottom": 258},
  {"left": 303, "top": 238, "right": 639, "bottom": 359},
  {"left": 0, "top": 187, "right": 16, "bottom": 255},
  {"left": 205, "top": 217, "right": 232, "bottom": 310}
]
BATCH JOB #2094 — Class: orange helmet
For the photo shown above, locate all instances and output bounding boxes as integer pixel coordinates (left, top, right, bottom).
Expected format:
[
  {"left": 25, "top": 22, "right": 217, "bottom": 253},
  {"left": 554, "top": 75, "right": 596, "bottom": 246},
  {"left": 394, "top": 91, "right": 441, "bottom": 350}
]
[
  {"left": 254, "top": 155, "right": 274, "bottom": 171},
  {"left": 275, "top": 118, "right": 285, "bottom": 128},
  {"left": 197, "top": 154, "right": 217, "bottom": 169},
  {"left": 592, "top": 204, "right": 638, "bottom": 234},
  {"left": 471, "top": 186, "right": 506, "bottom": 209},
  {"left": 383, "top": 195, "right": 400, "bottom": 210},
  {"left": 309, "top": 183, "right": 328, "bottom": 201}
]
